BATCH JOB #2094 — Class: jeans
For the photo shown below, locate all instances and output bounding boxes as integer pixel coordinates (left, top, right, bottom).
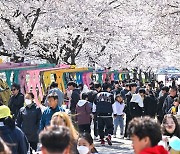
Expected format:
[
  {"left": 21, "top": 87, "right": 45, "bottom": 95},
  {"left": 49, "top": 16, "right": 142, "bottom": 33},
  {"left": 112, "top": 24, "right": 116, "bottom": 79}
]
[{"left": 113, "top": 115, "right": 124, "bottom": 135}]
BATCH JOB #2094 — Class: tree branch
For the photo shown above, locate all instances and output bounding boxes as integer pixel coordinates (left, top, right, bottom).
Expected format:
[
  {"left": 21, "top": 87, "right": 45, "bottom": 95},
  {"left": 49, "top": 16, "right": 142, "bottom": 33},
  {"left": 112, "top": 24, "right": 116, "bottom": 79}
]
[
  {"left": 97, "top": 39, "right": 110, "bottom": 57},
  {"left": 126, "top": 52, "right": 142, "bottom": 64},
  {"left": 167, "top": 4, "right": 179, "bottom": 8},
  {"left": 1, "top": 8, "right": 41, "bottom": 49},
  {"left": 109, "top": 0, "right": 118, "bottom": 5}
]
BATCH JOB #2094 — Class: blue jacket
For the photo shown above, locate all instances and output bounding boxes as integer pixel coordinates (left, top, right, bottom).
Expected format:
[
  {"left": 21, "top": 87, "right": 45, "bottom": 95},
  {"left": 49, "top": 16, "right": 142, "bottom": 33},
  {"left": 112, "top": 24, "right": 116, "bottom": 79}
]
[
  {"left": 39, "top": 105, "right": 65, "bottom": 131},
  {"left": 120, "top": 89, "right": 129, "bottom": 100},
  {"left": 0, "top": 125, "right": 29, "bottom": 154}
]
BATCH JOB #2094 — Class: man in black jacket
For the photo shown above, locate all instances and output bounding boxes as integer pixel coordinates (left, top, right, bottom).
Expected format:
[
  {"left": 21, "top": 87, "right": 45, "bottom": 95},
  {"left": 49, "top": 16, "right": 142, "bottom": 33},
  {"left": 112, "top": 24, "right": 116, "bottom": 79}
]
[
  {"left": 124, "top": 82, "right": 137, "bottom": 138},
  {"left": 94, "top": 83, "right": 114, "bottom": 146},
  {"left": 120, "top": 83, "right": 130, "bottom": 100},
  {"left": 0, "top": 105, "right": 29, "bottom": 154},
  {"left": 88, "top": 82, "right": 102, "bottom": 139},
  {"left": 143, "top": 93, "right": 157, "bottom": 118},
  {"left": 157, "top": 86, "right": 169, "bottom": 123},
  {"left": 67, "top": 81, "right": 80, "bottom": 114},
  {"left": 163, "top": 86, "right": 178, "bottom": 115},
  {"left": 16, "top": 92, "right": 42, "bottom": 153},
  {"left": 8, "top": 83, "right": 24, "bottom": 119}
]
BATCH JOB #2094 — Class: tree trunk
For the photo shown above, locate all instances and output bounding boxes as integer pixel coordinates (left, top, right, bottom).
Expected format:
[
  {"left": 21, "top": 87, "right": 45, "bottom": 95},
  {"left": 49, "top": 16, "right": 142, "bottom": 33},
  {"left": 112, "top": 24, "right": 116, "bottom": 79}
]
[
  {"left": 126, "top": 73, "right": 130, "bottom": 80},
  {"left": 70, "top": 51, "right": 76, "bottom": 65},
  {"left": 138, "top": 69, "right": 142, "bottom": 82},
  {"left": 144, "top": 72, "right": 149, "bottom": 82},
  {"left": 133, "top": 68, "right": 138, "bottom": 80}
]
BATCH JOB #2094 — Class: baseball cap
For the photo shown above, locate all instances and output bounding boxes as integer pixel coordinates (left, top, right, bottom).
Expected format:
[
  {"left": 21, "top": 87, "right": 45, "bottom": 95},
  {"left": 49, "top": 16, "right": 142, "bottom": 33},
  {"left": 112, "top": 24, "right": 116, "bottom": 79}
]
[{"left": 0, "top": 105, "right": 12, "bottom": 119}]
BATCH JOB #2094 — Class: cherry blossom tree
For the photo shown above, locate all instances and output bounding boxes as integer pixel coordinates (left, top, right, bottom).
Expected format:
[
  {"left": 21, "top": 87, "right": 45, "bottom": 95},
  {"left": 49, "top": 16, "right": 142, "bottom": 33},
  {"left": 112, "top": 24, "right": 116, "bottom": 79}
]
[{"left": 0, "top": 0, "right": 179, "bottom": 71}]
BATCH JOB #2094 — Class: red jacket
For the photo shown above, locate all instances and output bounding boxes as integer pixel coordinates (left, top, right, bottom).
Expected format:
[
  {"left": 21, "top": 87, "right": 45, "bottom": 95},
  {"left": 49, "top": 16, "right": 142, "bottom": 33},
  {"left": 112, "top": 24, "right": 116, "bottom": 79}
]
[{"left": 140, "top": 145, "right": 169, "bottom": 154}]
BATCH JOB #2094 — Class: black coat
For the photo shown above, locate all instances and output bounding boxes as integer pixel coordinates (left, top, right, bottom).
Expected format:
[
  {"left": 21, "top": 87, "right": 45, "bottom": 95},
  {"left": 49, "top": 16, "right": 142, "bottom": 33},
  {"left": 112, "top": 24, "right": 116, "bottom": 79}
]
[
  {"left": 123, "top": 92, "right": 133, "bottom": 119},
  {"left": 129, "top": 102, "right": 143, "bottom": 118},
  {"left": 8, "top": 92, "right": 24, "bottom": 118},
  {"left": 163, "top": 95, "right": 178, "bottom": 115},
  {"left": 87, "top": 90, "right": 98, "bottom": 104},
  {"left": 16, "top": 103, "right": 42, "bottom": 142},
  {"left": 0, "top": 125, "right": 29, "bottom": 154},
  {"left": 144, "top": 95, "right": 157, "bottom": 117},
  {"left": 70, "top": 89, "right": 80, "bottom": 113},
  {"left": 157, "top": 93, "right": 168, "bottom": 117},
  {"left": 120, "top": 89, "right": 129, "bottom": 100}
]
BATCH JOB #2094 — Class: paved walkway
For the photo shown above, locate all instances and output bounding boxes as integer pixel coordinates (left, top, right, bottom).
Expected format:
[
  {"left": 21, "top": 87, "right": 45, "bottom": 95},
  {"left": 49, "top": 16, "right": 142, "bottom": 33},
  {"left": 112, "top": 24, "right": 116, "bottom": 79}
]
[
  {"left": 94, "top": 137, "right": 133, "bottom": 154},
  {"left": 91, "top": 122, "right": 133, "bottom": 154}
]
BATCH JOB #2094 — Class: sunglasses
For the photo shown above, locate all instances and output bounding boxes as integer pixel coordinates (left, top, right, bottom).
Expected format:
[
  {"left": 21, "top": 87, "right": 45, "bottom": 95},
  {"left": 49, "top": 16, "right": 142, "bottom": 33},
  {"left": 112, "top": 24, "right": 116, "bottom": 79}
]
[{"left": 11, "top": 88, "right": 17, "bottom": 91}]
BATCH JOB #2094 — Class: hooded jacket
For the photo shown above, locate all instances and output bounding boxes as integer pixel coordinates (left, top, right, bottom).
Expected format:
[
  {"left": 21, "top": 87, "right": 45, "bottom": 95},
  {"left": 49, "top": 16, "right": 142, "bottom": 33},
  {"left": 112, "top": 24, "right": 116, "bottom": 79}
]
[
  {"left": 76, "top": 100, "right": 91, "bottom": 125},
  {"left": 129, "top": 94, "right": 143, "bottom": 118},
  {"left": 16, "top": 103, "right": 42, "bottom": 142},
  {"left": 0, "top": 124, "right": 29, "bottom": 154},
  {"left": 140, "top": 145, "right": 168, "bottom": 154}
]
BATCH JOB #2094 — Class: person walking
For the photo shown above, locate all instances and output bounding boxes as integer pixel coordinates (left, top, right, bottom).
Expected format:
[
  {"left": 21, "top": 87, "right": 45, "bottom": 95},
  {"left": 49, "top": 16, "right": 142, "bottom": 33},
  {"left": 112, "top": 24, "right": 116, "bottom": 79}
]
[
  {"left": 128, "top": 116, "right": 168, "bottom": 154},
  {"left": 94, "top": 83, "right": 114, "bottom": 145},
  {"left": 8, "top": 83, "right": 24, "bottom": 119},
  {"left": 39, "top": 92, "right": 65, "bottom": 131},
  {"left": 129, "top": 89, "right": 144, "bottom": 118},
  {"left": 112, "top": 94, "right": 125, "bottom": 137},
  {"left": 16, "top": 92, "right": 42, "bottom": 153},
  {"left": 142, "top": 88, "right": 157, "bottom": 118},
  {"left": 76, "top": 93, "right": 91, "bottom": 133},
  {"left": 45, "top": 82, "right": 64, "bottom": 107},
  {"left": 50, "top": 112, "right": 79, "bottom": 154},
  {"left": 157, "top": 86, "right": 169, "bottom": 123},
  {"left": 120, "top": 83, "right": 130, "bottom": 100},
  {"left": 163, "top": 86, "right": 178, "bottom": 115},
  {"left": 124, "top": 82, "right": 137, "bottom": 138},
  {"left": 39, "top": 126, "right": 71, "bottom": 154},
  {"left": 89, "top": 82, "right": 102, "bottom": 139},
  {"left": 67, "top": 81, "right": 80, "bottom": 115},
  {"left": 0, "top": 105, "right": 29, "bottom": 154}
]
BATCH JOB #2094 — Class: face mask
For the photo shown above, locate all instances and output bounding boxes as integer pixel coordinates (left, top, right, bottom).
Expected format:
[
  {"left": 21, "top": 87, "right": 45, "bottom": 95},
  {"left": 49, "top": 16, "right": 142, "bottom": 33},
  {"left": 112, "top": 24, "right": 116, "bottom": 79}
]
[
  {"left": 77, "top": 146, "right": 89, "bottom": 154},
  {"left": 25, "top": 99, "right": 32, "bottom": 106}
]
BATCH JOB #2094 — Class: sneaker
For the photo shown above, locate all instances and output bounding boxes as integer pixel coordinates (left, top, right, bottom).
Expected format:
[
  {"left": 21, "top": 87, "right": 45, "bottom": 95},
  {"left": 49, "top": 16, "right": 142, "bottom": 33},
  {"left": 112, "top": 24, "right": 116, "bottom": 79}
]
[
  {"left": 106, "top": 135, "right": 112, "bottom": 146},
  {"left": 100, "top": 139, "right": 105, "bottom": 146}
]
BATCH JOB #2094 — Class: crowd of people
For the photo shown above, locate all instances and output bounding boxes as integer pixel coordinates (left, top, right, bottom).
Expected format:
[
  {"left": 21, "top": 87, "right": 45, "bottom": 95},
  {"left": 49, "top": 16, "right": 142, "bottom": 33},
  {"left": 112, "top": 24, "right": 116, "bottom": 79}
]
[{"left": 0, "top": 78, "right": 180, "bottom": 154}]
